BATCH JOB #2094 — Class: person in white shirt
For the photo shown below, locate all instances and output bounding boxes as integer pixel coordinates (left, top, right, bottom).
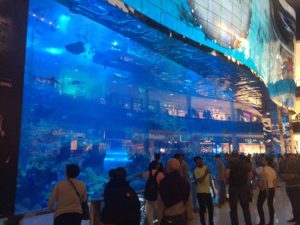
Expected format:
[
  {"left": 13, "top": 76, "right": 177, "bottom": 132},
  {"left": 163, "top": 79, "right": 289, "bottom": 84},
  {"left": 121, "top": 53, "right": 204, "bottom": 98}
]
[
  {"left": 48, "top": 164, "right": 87, "bottom": 225},
  {"left": 256, "top": 156, "right": 277, "bottom": 225}
]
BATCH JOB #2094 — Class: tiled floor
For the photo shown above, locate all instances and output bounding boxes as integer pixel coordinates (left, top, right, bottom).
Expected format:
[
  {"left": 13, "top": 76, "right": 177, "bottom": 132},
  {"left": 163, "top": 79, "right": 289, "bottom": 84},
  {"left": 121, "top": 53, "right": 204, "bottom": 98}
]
[
  {"left": 191, "top": 183, "right": 293, "bottom": 225},
  {"left": 22, "top": 182, "right": 293, "bottom": 225}
]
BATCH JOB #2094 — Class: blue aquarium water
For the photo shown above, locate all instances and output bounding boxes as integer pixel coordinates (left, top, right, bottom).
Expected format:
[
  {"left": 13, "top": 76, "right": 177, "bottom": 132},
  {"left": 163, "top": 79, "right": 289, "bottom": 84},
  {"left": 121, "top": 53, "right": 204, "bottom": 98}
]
[{"left": 15, "top": 0, "right": 266, "bottom": 214}]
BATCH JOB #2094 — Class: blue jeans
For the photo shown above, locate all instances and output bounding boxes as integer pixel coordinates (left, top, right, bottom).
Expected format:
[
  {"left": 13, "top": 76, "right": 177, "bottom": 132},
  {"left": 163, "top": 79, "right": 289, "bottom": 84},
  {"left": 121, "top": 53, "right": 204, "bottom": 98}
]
[{"left": 216, "top": 180, "right": 225, "bottom": 205}]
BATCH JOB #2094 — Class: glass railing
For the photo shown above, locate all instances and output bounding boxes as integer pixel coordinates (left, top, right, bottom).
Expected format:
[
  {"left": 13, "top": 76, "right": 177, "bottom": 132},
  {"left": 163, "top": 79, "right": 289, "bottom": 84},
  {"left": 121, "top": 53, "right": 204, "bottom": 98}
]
[
  {"left": 1, "top": 192, "right": 146, "bottom": 225},
  {"left": 105, "top": 94, "right": 262, "bottom": 123}
]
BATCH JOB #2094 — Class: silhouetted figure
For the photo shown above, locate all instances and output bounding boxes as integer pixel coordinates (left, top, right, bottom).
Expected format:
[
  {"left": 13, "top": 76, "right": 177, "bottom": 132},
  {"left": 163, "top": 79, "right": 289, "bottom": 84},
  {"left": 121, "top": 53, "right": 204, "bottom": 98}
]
[
  {"left": 226, "top": 152, "right": 252, "bottom": 225},
  {"left": 215, "top": 154, "right": 226, "bottom": 207},
  {"left": 256, "top": 157, "right": 277, "bottom": 225},
  {"left": 101, "top": 167, "right": 140, "bottom": 225},
  {"left": 132, "top": 161, "right": 164, "bottom": 225},
  {"left": 153, "top": 153, "right": 164, "bottom": 173},
  {"left": 158, "top": 159, "right": 192, "bottom": 225},
  {"left": 280, "top": 155, "right": 300, "bottom": 224}
]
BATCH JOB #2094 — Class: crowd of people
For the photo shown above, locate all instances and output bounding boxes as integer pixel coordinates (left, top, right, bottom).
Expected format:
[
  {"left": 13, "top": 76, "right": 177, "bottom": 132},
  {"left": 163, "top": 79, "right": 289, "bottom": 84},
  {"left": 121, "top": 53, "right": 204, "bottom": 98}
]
[{"left": 47, "top": 152, "right": 300, "bottom": 225}]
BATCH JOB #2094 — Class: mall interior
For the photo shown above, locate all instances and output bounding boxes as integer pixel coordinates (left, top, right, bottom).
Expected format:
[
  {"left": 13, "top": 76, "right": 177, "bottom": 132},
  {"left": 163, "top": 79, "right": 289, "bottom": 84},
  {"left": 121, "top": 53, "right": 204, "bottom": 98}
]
[{"left": 0, "top": 0, "right": 300, "bottom": 224}]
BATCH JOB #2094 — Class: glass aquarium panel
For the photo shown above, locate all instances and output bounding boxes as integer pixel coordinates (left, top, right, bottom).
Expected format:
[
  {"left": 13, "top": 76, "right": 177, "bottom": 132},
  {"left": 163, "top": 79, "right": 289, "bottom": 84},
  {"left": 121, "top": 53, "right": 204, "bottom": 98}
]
[{"left": 15, "top": 0, "right": 263, "bottom": 214}]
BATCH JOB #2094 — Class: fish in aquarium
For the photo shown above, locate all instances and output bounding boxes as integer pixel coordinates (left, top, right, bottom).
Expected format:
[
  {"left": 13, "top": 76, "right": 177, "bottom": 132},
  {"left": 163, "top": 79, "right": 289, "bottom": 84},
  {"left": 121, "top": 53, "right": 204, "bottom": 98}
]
[
  {"left": 70, "top": 80, "right": 86, "bottom": 85},
  {"left": 187, "top": 0, "right": 252, "bottom": 48},
  {"left": 65, "top": 41, "right": 85, "bottom": 55}
]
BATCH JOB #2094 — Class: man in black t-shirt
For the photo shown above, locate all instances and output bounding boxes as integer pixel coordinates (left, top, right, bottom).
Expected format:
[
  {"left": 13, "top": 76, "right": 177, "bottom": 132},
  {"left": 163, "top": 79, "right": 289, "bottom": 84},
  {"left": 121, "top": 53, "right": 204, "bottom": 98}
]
[{"left": 226, "top": 151, "right": 252, "bottom": 225}]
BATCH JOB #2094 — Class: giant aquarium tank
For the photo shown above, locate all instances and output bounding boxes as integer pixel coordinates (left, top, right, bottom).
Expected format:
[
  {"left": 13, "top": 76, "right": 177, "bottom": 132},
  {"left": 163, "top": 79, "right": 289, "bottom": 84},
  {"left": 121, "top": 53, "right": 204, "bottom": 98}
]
[
  {"left": 14, "top": 0, "right": 227, "bottom": 213},
  {"left": 14, "top": 0, "right": 281, "bottom": 214}
]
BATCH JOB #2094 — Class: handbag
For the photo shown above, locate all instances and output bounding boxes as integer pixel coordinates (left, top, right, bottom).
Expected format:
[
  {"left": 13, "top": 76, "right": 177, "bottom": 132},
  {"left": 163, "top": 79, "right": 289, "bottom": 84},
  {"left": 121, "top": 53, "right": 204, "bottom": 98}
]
[{"left": 68, "top": 179, "right": 90, "bottom": 220}]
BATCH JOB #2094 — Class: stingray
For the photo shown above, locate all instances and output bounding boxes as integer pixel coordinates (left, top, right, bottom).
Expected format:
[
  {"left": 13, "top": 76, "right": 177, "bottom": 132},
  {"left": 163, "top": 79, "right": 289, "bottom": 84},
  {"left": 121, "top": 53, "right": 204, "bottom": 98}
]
[{"left": 65, "top": 41, "right": 85, "bottom": 55}]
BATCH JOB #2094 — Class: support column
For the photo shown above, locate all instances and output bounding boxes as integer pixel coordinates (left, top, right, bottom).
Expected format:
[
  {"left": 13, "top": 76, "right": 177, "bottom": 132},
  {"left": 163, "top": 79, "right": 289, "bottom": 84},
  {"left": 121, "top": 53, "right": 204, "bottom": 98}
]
[
  {"left": 186, "top": 95, "right": 192, "bottom": 118},
  {"left": 0, "top": 0, "right": 29, "bottom": 216},
  {"left": 142, "top": 88, "right": 149, "bottom": 111},
  {"left": 277, "top": 106, "right": 286, "bottom": 154},
  {"left": 232, "top": 134, "right": 239, "bottom": 152},
  {"left": 230, "top": 101, "right": 236, "bottom": 121}
]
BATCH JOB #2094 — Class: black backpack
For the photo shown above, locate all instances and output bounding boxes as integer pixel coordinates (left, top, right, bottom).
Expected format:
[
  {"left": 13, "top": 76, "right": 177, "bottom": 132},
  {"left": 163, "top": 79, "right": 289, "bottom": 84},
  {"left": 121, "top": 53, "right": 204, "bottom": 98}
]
[
  {"left": 229, "top": 160, "right": 249, "bottom": 187},
  {"left": 101, "top": 182, "right": 140, "bottom": 224},
  {"left": 144, "top": 170, "right": 159, "bottom": 201}
]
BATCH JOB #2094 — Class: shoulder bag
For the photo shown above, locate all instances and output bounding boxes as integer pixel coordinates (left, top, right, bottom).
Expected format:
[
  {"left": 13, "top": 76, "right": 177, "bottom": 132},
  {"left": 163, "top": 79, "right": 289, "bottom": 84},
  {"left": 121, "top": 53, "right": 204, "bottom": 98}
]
[{"left": 68, "top": 179, "right": 90, "bottom": 220}]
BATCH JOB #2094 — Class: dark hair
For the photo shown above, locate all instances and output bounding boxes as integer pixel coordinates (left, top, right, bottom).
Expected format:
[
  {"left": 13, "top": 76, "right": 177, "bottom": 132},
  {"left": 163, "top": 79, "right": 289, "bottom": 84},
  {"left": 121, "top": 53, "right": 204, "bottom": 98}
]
[
  {"left": 231, "top": 151, "right": 239, "bottom": 158},
  {"left": 174, "top": 153, "right": 184, "bottom": 160},
  {"left": 266, "top": 156, "right": 274, "bottom": 167},
  {"left": 194, "top": 156, "right": 202, "bottom": 161},
  {"left": 148, "top": 160, "right": 159, "bottom": 170},
  {"left": 215, "top": 154, "right": 221, "bottom": 158},
  {"left": 154, "top": 153, "right": 161, "bottom": 160},
  {"left": 173, "top": 153, "right": 180, "bottom": 159},
  {"left": 114, "top": 167, "right": 127, "bottom": 181},
  {"left": 66, "top": 164, "right": 80, "bottom": 178},
  {"left": 108, "top": 169, "right": 116, "bottom": 179}
]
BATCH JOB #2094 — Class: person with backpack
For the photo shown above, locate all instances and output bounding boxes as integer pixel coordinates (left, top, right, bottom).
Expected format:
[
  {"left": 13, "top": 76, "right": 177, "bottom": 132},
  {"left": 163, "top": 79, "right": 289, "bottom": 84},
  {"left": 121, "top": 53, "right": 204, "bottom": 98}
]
[
  {"left": 158, "top": 158, "right": 191, "bottom": 225},
  {"left": 101, "top": 167, "right": 140, "bottom": 225},
  {"left": 132, "top": 160, "right": 164, "bottom": 225},
  {"left": 226, "top": 151, "right": 252, "bottom": 225}
]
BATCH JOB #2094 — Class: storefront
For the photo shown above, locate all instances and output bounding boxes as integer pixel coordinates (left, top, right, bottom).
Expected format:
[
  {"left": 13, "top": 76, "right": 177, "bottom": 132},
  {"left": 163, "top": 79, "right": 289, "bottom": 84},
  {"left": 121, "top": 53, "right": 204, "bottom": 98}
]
[{"left": 238, "top": 137, "right": 265, "bottom": 154}]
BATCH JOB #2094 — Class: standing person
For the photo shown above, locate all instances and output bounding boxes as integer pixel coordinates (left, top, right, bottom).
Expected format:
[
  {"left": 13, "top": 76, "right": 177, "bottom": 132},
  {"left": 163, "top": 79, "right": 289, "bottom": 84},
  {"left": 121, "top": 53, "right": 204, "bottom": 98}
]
[
  {"left": 174, "top": 153, "right": 190, "bottom": 179},
  {"left": 224, "top": 153, "right": 231, "bottom": 200},
  {"left": 280, "top": 154, "right": 300, "bottom": 225},
  {"left": 154, "top": 153, "right": 164, "bottom": 173},
  {"left": 226, "top": 151, "right": 252, "bottom": 225},
  {"left": 48, "top": 164, "right": 87, "bottom": 225},
  {"left": 101, "top": 167, "right": 140, "bottom": 225},
  {"left": 193, "top": 156, "right": 215, "bottom": 225},
  {"left": 256, "top": 156, "right": 277, "bottom": 225},
  {"left": 158, "top": 158, "right": 191, "bottom": 225},
  {"left": 215, "top": 154, "right": 225, "bottom": 207},
  {"left": 132, "top": 161, "right": 164, "bottom": 225}
]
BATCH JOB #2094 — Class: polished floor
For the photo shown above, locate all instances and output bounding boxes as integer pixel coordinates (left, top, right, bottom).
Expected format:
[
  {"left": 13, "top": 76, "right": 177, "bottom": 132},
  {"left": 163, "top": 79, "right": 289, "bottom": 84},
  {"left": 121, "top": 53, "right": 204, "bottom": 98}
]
[
  {"left": 21, "top": 182, "right": 293, "bottom": 225},
  {"left": 191, "top": 182, "right": 293, "bottom": 225}
]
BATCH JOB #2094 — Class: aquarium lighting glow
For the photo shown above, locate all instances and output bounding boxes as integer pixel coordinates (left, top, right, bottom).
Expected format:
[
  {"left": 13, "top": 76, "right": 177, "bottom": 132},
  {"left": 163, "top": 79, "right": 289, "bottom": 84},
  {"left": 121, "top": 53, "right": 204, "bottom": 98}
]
[
  {"left": 45, "top": 48, "right": 64, "bottom": 55},
  {"left": 112, "top": 41, "right": 118, "bottom": 46},
  {"left": 57, "top": 14, "right": 70, "bottom": 31}
]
